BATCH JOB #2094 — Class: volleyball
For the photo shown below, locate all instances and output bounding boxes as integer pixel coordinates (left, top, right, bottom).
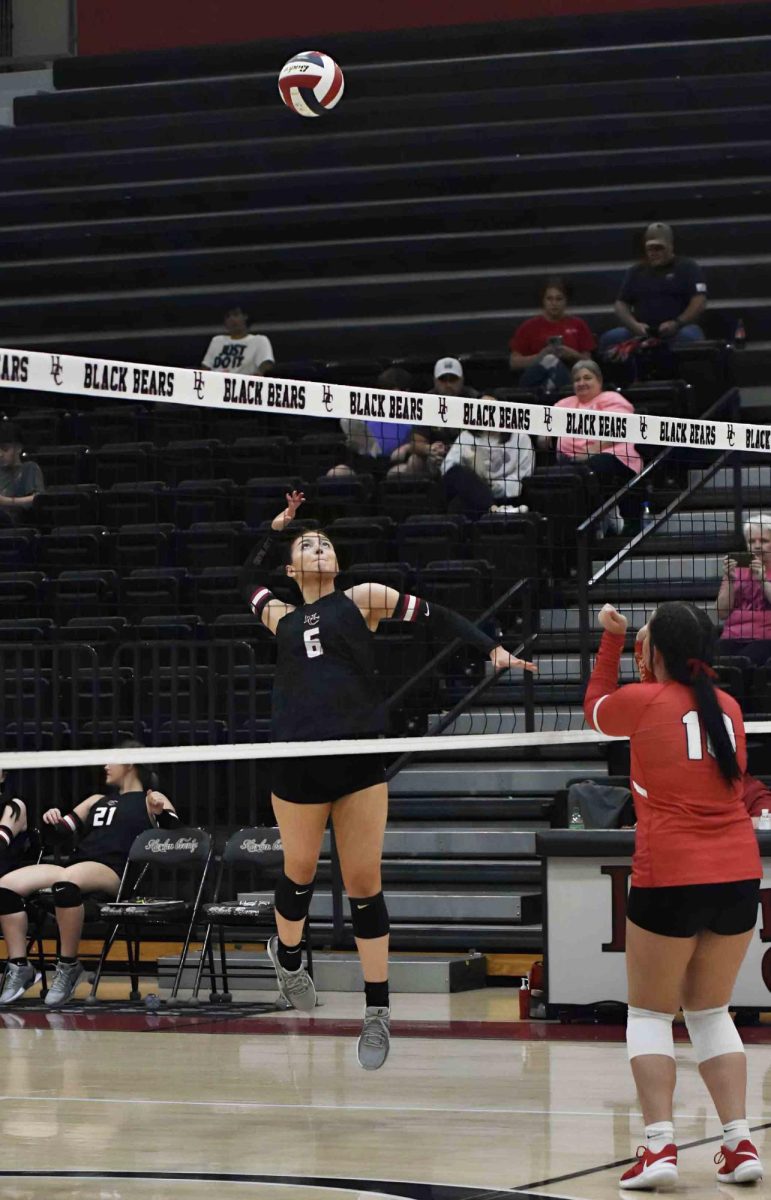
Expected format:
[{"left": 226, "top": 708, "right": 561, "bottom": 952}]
[{"left": 278, "top": 50, "right": 345, "bottom": 118}]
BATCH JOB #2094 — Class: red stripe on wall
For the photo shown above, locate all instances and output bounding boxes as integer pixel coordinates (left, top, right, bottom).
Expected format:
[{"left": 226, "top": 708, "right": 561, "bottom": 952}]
[{"left": 76, "top": 0, "right": 765, "bottom": 56}]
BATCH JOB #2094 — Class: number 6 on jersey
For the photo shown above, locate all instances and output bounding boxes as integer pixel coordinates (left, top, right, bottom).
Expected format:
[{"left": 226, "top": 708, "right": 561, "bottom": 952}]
[{"left": 303, "top": 628, "right": 324, "bottom": 658}]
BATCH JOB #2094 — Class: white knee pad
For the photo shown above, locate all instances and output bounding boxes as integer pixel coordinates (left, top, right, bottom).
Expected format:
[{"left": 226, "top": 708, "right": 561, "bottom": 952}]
[
  {"left": 626, "top": 1006, "right": 675, "bottom": 1062},
  {"left": 683, "top": 1005, "right": 744, "bottom": 1064}
]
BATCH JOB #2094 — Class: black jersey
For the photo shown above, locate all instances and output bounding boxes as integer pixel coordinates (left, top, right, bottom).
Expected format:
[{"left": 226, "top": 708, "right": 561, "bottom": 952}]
[
  {"left": 72, "top": 791, "right": 151, "bottom": 866},
  {"left": 271, "top": 589, "right": 383, "bottom": 741}
]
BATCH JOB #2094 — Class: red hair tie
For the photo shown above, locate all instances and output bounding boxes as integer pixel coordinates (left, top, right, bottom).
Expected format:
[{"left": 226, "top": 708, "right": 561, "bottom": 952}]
[{"left": 687, "top": 658, "right": 717, "bottom": 680}]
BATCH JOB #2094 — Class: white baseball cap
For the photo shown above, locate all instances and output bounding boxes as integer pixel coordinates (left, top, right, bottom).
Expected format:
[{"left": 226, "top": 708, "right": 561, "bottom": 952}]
[{"left": 434, "top": 357, "right": 463, "bottom": 379}]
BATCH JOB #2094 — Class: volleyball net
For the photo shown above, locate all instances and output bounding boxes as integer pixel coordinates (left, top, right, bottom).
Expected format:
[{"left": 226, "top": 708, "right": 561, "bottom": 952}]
[{"left": 0, "top": 344, "right": 769, "bottom": 782}]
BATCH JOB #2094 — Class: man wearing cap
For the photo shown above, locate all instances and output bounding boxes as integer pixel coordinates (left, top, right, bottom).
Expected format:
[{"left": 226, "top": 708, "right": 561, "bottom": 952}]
[
  {"left": 599, "top": 222, "right": 707, "bottom": 354},
  {"left": 429, "top": 358, "right": 480, "bottom": 400},
  {"left": 0, "top": 423, "right": 44, "bottom": 525}
]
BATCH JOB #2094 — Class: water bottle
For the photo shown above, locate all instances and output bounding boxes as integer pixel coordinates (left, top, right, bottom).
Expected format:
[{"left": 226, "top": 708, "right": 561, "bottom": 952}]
[
  {"left": 569, "top": 800, "right": 585, "bottom": 831},
  {"left": 641, "top": 500, "right": 655, "bottom": 534},
  {"left": 734, "top": 317, "right": 747, "bottom": 350},
  {"left": 759, "top": 809, "right": 771, "bottom": 830}
]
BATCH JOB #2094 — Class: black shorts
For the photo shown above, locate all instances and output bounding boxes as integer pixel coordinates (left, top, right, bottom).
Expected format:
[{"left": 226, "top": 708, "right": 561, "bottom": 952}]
[
  {"left": 69, "top": 852, "right": 126, "bottom": 878},
  {"left": 627, "top": 879, "right": 760, "bottom": 938},
  {"left": 271, "top": 753, "right": 386, "bottom": 805}
]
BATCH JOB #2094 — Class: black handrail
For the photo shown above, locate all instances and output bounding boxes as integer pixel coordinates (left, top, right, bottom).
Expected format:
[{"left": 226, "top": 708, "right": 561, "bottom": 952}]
[{"left": 575, "top": 386, "right": 741, "bottom": 679}]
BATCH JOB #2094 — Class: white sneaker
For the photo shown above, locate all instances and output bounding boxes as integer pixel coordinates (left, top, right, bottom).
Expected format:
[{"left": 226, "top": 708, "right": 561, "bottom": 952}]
[
  {"left": 0, "top": 961, "right": 41, "bottom": 1005},
  {"left": 267, "top": 935, "right": 316, "bottom": 1012},
  {"left": 357, "top": 1006, "right": 391, "bottom": 1070},
  {"left": 490, "top": 504, "right": 528, "bottom": 514}
]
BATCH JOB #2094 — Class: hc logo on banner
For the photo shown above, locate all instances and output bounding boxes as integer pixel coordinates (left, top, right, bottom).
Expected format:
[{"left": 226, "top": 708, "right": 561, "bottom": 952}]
[
  {"left": 50, "top": 356, "right": 63, "bottom": 387},
  {"left": 322, "top": 385, "right": 334, "bottom": 412},
  {"left": 192, "top": 371, "right": 205, "bottom": 400},
  {"left": 437, "top": 398, "right": 448, "bottom": 424}
]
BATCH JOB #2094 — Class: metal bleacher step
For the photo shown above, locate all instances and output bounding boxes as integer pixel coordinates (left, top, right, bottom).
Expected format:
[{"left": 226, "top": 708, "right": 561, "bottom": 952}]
[
  {"left": 389, "top": 759, "right": 599, "bottom": 797},
  {"left": 159, "top": 949, "right": 488, "bottom": 994}
]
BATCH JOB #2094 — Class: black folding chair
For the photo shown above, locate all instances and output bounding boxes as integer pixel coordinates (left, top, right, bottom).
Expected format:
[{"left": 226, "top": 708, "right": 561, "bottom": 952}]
[
  {"left": 191, "top": 826, "right": 312, "bottom": 1003},
  {"left": 88, "top": 826, "right": 213, "bottom": 1004}
]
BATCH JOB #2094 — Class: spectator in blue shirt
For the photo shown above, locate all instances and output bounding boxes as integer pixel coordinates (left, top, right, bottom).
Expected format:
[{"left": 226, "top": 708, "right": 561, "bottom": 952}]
[{"left": 599, "top": 222, "right": 707, "bottom": 355}]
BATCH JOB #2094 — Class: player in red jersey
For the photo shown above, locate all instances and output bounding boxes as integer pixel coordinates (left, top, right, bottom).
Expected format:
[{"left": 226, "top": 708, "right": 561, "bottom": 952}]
[{"left": 584, "top": 600, "right": 763, "bottom": 1189}]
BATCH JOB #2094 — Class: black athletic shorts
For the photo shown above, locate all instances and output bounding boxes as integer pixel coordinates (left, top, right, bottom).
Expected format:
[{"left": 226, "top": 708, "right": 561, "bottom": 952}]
[
  {"left": 271, "top": 753, "right": 386, "bottom": 805},
  {"left": 69, "top": 852, "right": 126, "bottom": 878},
  {"left": 627, "top": 879, "right": 760, "bottom": 938}
]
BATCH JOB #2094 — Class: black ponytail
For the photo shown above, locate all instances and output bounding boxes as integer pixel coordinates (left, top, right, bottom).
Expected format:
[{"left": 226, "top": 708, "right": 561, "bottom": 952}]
[{"left": 648, "top": 602, "right": 740, "bottom": 784}]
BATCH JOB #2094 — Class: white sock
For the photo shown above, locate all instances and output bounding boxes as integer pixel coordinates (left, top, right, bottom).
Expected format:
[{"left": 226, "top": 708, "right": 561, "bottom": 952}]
[
  {"left": 645, "top": 1121, "right": 675, "bottom": 1153},
  {"left": 723, "top": 1118, "right": 751, "bottom": 1150}
]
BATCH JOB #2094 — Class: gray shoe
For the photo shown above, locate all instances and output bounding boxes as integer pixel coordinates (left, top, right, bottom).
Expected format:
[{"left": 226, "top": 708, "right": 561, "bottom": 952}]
[
  {"left": 357, "top": 1006, "right": 391, "bottom": 1070},
  {"left": 44, "top": 960, "right": 84, "bottom": 1008},
  {"left": 0, "top": 961, "right": 40, "bottom": 1005},
  {"left": 267, "top": 935, "right": 316, "bottom": 1012}
]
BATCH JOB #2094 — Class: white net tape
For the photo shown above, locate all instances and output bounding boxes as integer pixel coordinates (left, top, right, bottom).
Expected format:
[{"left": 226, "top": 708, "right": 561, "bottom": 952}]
[
  {"left": 0, "top": 724, "right": 770, "bottom": 770},
  {"left": 0, "top": 346, "right": 760, "bottom": 454}
]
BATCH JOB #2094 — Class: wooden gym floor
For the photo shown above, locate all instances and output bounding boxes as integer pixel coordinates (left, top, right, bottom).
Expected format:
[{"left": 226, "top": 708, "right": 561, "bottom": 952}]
[{"left": 1, "top": 988, "right": 770, "bottom": 1199}]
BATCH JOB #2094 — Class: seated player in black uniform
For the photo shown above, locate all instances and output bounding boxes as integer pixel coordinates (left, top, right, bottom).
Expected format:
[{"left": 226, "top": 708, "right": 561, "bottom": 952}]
[
  {"left": 0, "top": 770, "right": 33, "bottom": 878},
  {"left": 241, "top": 491, "right": 536, "bottom": 1070},
  {"left": 0, "top": 742, "right": 178, "bottom": 1008}
]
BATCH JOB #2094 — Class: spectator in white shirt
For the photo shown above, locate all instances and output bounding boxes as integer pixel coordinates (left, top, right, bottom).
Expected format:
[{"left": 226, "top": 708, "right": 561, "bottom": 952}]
[
  {"left": 201, "top": 305, "right": 275, "bottom": 375},
  {"left": 441, "top": 400, "right": 534, "bottom": 516}
]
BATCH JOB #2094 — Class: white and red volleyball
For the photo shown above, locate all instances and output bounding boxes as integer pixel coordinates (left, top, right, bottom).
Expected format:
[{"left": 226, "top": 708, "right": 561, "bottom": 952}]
[{"left": 278, "top": 50, "right": 345, "bottom": 118}]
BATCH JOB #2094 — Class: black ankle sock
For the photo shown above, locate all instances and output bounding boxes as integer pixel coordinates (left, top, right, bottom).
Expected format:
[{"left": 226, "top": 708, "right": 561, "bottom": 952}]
[
  {"left": 365, "top": 980, "right": 389, "bottom": 1009},
  {"left": 277, "top": 940, "right": 302, "bottom": 971},
  {"left": 9, "top": 957, "right": 28, "bottom": 966},
  {"left": 58, "top": 955, "right": 77, "bottom": 965}
]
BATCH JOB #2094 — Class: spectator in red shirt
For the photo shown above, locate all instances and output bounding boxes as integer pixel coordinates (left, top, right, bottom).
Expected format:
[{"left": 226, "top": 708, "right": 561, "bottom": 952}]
[{"left": 509, "top": 277, "right": 595, "bottom": 394}]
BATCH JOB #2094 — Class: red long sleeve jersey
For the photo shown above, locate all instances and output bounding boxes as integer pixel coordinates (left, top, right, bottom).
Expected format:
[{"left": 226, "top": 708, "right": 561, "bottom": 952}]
[{"left": 584, "top": 632, "right": 760, "bottom": 888}]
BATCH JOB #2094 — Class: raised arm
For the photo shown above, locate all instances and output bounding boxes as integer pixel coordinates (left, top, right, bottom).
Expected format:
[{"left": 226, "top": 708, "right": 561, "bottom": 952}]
[
  {"left": 240, "top": 490, "right": 304, "bottom": 635},
  {"left": 584, "top": 604, "right": 649, "bottom": 737},
  {"left": 345, "top": 582, "right": 536, "bottom": 673}
]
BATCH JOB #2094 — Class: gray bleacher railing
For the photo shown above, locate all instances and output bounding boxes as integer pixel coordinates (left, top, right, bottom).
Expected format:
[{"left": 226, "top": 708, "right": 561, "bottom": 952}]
[{"left": 575, "top": 386, "right": 742, "bottom": 682}]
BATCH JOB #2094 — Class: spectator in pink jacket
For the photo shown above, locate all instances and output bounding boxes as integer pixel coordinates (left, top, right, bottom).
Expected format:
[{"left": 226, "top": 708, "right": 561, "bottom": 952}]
[
  {"left": 540, "top": 359, "right": 642, "bottom": 535},
  {"left": 717, "top": 513, "right": 771, "bottom": 664}
]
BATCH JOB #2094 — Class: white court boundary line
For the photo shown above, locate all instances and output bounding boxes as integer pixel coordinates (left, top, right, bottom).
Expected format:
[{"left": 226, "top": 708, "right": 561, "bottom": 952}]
[
  {"left": 0, "top": 345, "right": 762, "bottom": 453},
  {"left": 1, "top": 1093, "right": 763, "bottom": 1121}
]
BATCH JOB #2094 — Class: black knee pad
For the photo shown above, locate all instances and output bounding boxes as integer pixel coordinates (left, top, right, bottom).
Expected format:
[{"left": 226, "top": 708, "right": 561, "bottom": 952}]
[
  {"left": 51, "top": 881, "right": 82, "bottom": 909},
  {"left": 349, "top": 891, "right": 390, "bottom": 939},
  {"left": 0, "top": 886, "right": 25, "bottom": 915},
  {"left": 274, "top": 872, "right": 315, "bottom": 922}
]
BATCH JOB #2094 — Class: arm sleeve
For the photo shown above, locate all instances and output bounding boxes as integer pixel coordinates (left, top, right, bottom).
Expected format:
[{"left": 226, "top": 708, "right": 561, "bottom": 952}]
[
  {"left": 742, "top": 774, "right": 771, "bottom": 818},
  {"left": 42, "top": 811, "right": 85, "bottom": 848},
  {"left": 238, "top": 531, "right": 276, "bottom": 603},
  {"left": 583, "top": 631, "right": 650, "bottom": 737},
  {"left": 393, "top": 593, "right": 499, "bottom": 654}
]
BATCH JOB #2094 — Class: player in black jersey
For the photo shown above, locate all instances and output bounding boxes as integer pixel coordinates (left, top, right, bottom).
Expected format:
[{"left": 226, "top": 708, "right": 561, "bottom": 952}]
[
  {"left": 0, "top": 743, "right": 178, "bottom": 1007},
  {"left": 0, "top": 770, "right": 33, "bottom": 878},
  {"left": 242, "top": 491, "right": 536, "bottom": 1069}
]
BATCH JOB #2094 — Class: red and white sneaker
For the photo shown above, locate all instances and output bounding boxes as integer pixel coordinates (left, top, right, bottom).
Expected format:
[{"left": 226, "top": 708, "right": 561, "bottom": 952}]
[
  {"left": 715, "top": 1139, "right": 763, "bottom": 1184},
  {"left": 620, "top": 1144, "right": 678, "bottom": 1190}
]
